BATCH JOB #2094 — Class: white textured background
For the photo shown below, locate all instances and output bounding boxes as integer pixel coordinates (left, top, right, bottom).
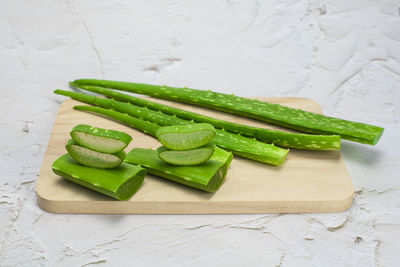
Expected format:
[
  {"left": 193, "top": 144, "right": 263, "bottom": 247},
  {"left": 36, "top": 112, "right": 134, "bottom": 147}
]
[{"left": 1, "top": 0, "right": 399, "bottom": 266}]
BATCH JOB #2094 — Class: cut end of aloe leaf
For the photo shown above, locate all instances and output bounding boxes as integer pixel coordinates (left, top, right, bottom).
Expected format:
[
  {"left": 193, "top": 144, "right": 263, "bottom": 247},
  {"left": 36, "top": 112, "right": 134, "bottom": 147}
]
[
  {"left": 70, "top": 124, "right": 132, "bottom": 153},
  {"left": 157, "top": 143, "right": 215, "bottom": 166},
  {"left": 156, "top": 123, "right": 216, "bottom": 151},
  {"left": 371, "top": 127, "right": 384, "bottom": 145},
  {"left": 52, "top": 154, "right": 146, "bottom": 200},
  {"left": 66, "top": 139, "right": 126, "bottom": 169}
]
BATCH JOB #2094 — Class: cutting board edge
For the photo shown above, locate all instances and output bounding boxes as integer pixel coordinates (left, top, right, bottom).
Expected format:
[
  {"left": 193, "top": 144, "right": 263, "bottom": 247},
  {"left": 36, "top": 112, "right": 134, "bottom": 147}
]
[{"left": 37, "top": 190, "right": 354, "bottom": 214}]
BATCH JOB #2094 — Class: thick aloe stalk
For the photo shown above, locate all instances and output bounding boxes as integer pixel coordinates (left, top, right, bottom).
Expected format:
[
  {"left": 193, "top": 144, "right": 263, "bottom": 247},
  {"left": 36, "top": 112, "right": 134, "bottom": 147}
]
[
  {"left": 70, "top": 124, "right": 131, "bottom": 153},
  {"left": 55, "top": 90, "right": 288, "bottom": 165},
  {"left": 156, "top": 123, "right": 216, "bottom": 150},
  {"left": 69, "top": 84, "right": 341, "bottom": 150},
  {"left": 125, "top": 146, "right": 232, "bottom": 192},
  {"left": 157, "top": 143, "right": 215, "bottom": 166},
  {"left": 66, "top": 139, "right": 126, "bottom": 169},
  {"left": 73, "top": 79, "right": 384, "bottom": 145},
  {"left": 52, "top": 154, "right": 146, "bottom": 200},
  {"left": 74, "top": 105, "right": 287, "bottom": 166}
]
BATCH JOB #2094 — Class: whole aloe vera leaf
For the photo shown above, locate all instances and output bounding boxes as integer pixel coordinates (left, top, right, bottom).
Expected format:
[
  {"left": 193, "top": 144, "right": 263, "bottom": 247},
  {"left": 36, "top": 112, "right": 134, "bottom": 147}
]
[
  {"left": 74, "top": 104, "right": 288, "bottom": 166},
  {"left": 157, "top": 143, "right": 215, "bottom": 165},
  {"left": 52, "top": 154, "right": 146, "bottom": 200},
  {"left": 54, "top": 90, "right": 288, "bottom": 165},
  {"left": 125, "top": 146, "right": 232, "bottom": 192},
  {"left": 69, "top": 84, "right": 341, "bottom": 150},
  {"left": 156, "top": 123, "right": 216, "bottom": 150},
  {"left": 72, "top": 79, "right": 384, "bottom": 145},
  {"left": 70, "top": 124, "right": 131, "bottom": 153},
  {"left": 66, "top": 139, "right": 125, "bottom": 169}
]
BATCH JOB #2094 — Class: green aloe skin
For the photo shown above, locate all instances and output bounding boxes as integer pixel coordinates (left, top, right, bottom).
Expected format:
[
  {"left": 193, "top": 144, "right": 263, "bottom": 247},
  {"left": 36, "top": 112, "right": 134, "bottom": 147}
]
[
  {"left": 157, "top": 143, "right": 215, "bottom": 166},
  {"left": 156, "top": 123, "right": 216, "bottom": 151},
  {"left": 70, "top": 124, "right": 132, "bottom": 153},
  {"left": 125, "top": 146, "right": 233, "bottom": 192},
  {"left": 66, "top": 139, "right": 126, "bottom": 169},
  {"left": 67, "top": 84, "right": 341, "bottom": 150},
  {"left": 52, "top": 154, "right": 146, "bottom": 200},
  {"left": 72, "top": 79, "right": 384, "bottom": 145},
  {"left": 55, "top": 90, "right": 288, "bottom": 166}
]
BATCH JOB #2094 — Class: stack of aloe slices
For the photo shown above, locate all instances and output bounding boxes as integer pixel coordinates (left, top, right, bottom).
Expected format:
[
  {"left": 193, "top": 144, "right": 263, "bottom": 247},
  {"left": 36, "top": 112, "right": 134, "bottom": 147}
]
[
  {"left": 125, "top": 123, "right": 233, "bottom": 193},
  {"left": 67, "top": 124, "right": 131, "bottom": 169},
  {"left": 156, "top": 123, "right": 217, "bottom": 166},
  {"left": 52, "top": 125, "right": 146, "bottom": 200}
]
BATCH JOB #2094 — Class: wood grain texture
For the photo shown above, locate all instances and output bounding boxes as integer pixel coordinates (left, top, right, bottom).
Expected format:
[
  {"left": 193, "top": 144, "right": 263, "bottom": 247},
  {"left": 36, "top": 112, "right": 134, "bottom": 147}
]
[{"left": 37, "top": 97, "right": 354, "bottom": 214}]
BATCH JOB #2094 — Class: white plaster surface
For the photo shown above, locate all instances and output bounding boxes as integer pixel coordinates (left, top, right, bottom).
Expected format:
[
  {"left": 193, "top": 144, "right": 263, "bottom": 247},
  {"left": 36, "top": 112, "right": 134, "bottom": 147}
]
[{"left": 1, "top": 0, "right": 399, "bottom": 266}]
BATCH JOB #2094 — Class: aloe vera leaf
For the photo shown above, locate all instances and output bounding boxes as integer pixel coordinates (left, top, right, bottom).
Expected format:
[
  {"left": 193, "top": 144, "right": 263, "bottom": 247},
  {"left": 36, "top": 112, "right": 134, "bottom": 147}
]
[
  {"left": 52, "top": 154, "right": 146, "bottom": 200},
  {"left": 125, "top": 146, "right": 232, "bottom": 192},
  {"left": 73, "top": 104, "right": 288, "bottom": 166},
  {"left": 156, "top": 123, "right": 216, "bottom": 150},
  {"left": 73, "top": 79, "right": 384, "bottom": 145},
  {"left": 68, "top": 84, "right": 341, "bottom": 150},
  {"left": 157, "top": 143, "right": 215, "bottom": 165},
  {"left": 54, "top": 90, "right": 288, "bottom": 165},
  {"left": 66, "top": 139, "right": 125, "bottom": 169},
  {"left": 70, "top": 124, "right": 131, "bottom": 153}
]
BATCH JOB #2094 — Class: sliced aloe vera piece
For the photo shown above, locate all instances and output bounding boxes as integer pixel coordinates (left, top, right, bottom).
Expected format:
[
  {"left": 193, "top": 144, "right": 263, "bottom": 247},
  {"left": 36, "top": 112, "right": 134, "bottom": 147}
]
[
  {"left": 66, "top": 139, "right": 126, "bottom": 169},
  {"left": 156, "top": 123, "right": 215, "bottom": 151},
  {"left": 157, "top": 143, "right": 215, "bottom": 165},
  {"left": 125, "top": 146, "right": 232, "bottom": 192},
  {"left": 70, "top": 124, "right": 132, "bottom": 153},
  {"left": 52, "top": 154, "right": 146, "bottom": 200}
]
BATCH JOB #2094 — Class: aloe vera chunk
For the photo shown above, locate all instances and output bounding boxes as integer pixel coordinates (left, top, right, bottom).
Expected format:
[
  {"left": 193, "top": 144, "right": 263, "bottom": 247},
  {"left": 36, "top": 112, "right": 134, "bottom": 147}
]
[
  {"left": 156, "top": 123, "right": 216, "bottom": 150},
  {"left": 70, "top": 124, "right": 131, "bottom": 153},
  {"left": 72, "top": 79, "right": 384, "bottom": 145},
  {"left": 65, "top": 85, "right": 341, "bottom": 150},
  {"left": 157, "top": 143, "right": 215, "bottom": 165},
  {"left": 66, "top": 139, "right": 125, "bottom": 169},
  {"left": 125, "top": 146, "right": 232, "bottom": 192},
  {"left": 52, "top": 154, "right": 146, "bottom": 200}
]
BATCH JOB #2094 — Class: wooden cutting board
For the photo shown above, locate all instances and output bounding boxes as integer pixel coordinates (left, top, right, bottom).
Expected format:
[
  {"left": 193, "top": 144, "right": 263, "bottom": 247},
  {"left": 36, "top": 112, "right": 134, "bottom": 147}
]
[{"left": 37, "top": 98, "right": 354, "bottom": 214}]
